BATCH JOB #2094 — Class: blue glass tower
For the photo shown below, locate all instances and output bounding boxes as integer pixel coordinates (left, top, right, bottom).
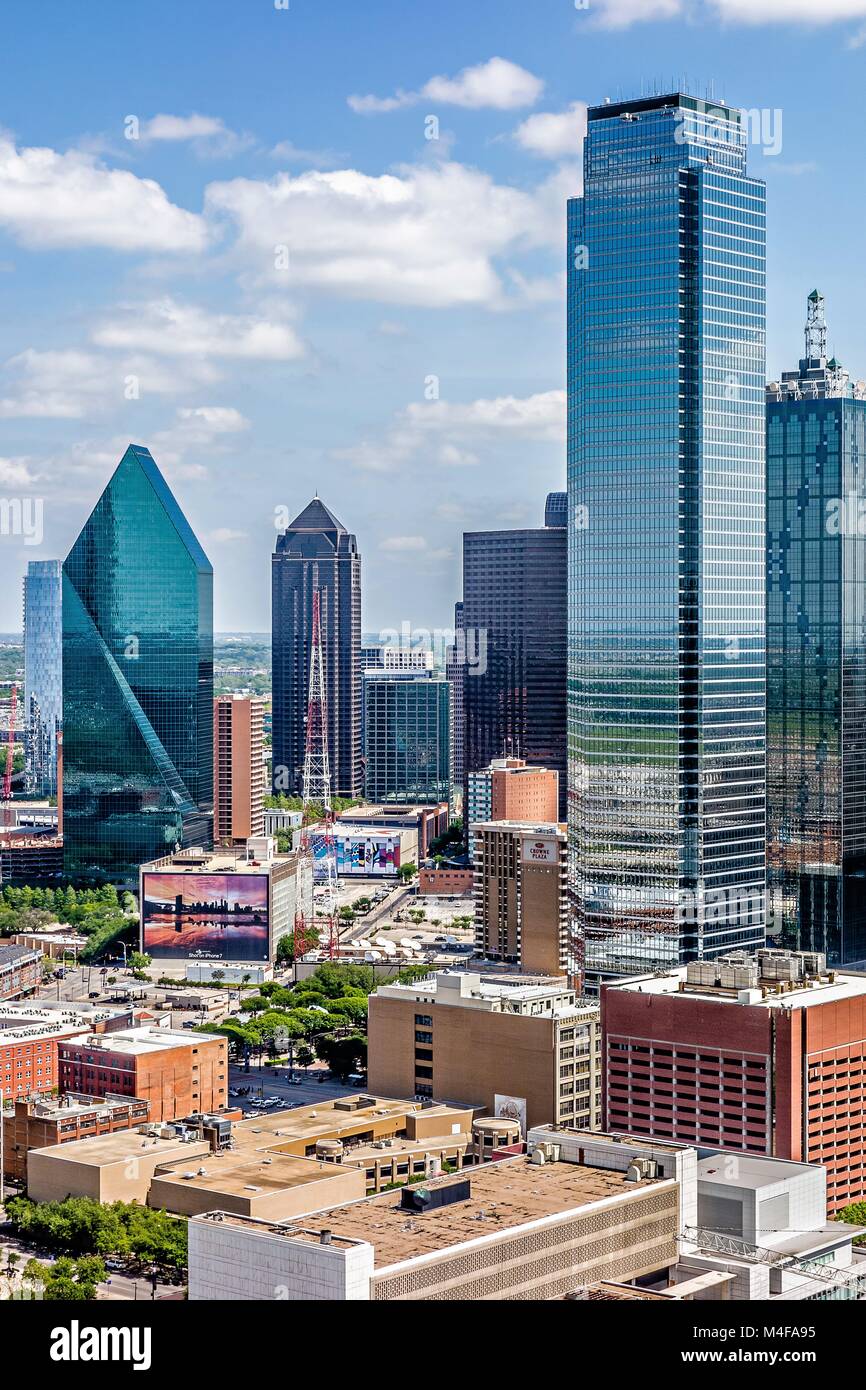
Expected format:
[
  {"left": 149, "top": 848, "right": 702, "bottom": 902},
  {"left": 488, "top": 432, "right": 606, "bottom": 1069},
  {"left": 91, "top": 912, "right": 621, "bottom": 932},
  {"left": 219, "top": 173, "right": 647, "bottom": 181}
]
[
  {"left": 23, "top": 559, "right": 63, "bottom": 797},
  {"left": 767, "top": 292, "right": 866, "bottom": 965},
  {"left": 62, "top": 445, "right": 213, "bottom": 884},
  {"left": 568, "top": 94, "right": 767, "bottom": 987}
]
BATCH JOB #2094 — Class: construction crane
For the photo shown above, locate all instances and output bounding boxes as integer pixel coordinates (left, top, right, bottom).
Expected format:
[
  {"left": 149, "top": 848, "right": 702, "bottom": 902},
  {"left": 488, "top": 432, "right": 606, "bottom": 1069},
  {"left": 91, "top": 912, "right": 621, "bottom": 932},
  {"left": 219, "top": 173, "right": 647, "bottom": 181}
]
[
  {"left": 2, "top": 683, "right": 18, "bottom": 803},
  {"left": 296, "top": 588, "right": 339, "bottom": 962}
]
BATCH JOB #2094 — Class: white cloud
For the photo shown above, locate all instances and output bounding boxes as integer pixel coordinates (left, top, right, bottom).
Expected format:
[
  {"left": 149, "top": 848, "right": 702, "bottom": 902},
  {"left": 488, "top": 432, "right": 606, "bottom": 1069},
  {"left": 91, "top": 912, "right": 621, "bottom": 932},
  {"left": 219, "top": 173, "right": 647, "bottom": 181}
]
[
  {"left": 590, "top": 0, "right": 866, "bottom": 26},
  {"left": 206, "top": 161, "right": 552, "bottom": 308},
  {"left": 514, "top": 102, "right": 587, "bottom": 159},
  {"left": 712, "top": 0, "right": 866, "bottom": 20},
  {"left": 0, "top": 350, "right": 111, "bottom": 419},
  {"left": 379, "top": 535, "right": 429, "bottom": 552},
  {"left": 270, "top": 140, "right": 345, "bottom": 167},
  {"left": 93, "top": 297, "right": 305, "bottom": 361},
  {"left": 349, "top": 57, "right": 543, "bottom": 114},
  {"left": 208, "top": 526, "right": 248, "bottom": 543},
  {"left": 0, "top": 456, "right": 38, "bottom": 488},
  {"left": 338, "top": 389, "right": 564, "bottom": 474},
  {"left": 139, "top": 114, "right": 226, "bottom": 142},
  {"left": 147, "top": 406, "right": 251, "bottom": 478},
  {"left": 0, "top": 137, "right": 207, "bottom": 252}
]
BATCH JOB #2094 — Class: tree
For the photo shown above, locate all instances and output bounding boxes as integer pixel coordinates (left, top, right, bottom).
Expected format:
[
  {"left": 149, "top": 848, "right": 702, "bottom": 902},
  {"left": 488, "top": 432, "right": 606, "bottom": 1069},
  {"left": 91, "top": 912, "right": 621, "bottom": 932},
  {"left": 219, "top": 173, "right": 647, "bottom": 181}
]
[
  {"left": 316, "top": 1032, "right": 367, "bottom": 1080},
  {"left": 296, "top": 1043, "right": 314, "bottom": 1071},
  {"left": 129, "top": 951, "right": 151, "bottom": 972},
  {"left": 397, "top": 862, "right": 417, "bottom": 882},
  {"left": 836, "top": 1202, "right": 866, "bottom": 1243}
]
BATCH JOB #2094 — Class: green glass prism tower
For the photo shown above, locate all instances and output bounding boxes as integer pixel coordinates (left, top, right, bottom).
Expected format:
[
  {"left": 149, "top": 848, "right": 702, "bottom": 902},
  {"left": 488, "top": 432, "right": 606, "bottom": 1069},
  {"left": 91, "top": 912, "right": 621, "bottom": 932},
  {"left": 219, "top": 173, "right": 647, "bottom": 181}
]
[
  {"left": 767, "top": 293, "right": 866, "bottom": 965},
  {"left": 568, "top": 95, "right": 767, "bottom": 989},
  {"left": 63, "top": 445, "right": 214, "bottom": 884}
]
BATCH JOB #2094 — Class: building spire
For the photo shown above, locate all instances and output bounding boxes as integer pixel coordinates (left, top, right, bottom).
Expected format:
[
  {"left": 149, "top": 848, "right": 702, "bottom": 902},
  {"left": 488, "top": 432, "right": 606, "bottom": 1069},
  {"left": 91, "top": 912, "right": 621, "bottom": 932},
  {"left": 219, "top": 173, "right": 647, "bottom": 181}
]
[{"left": 805, "top": 289, "right": 827, "bottom": 363}]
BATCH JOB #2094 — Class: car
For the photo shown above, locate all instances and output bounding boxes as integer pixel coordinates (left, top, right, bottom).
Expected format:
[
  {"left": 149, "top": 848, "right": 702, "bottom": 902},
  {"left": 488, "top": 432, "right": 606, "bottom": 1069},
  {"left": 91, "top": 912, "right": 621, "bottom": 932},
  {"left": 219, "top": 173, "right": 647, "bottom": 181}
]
[
  {"left": 104, "top": 1258, "right": 124, "bottom": 1272},
  {"left": 88, "top": 991, "right": 100, "bottom": 999},
  {"left": 228, "top": 1089, "right": 240, "bottom": 1098}
]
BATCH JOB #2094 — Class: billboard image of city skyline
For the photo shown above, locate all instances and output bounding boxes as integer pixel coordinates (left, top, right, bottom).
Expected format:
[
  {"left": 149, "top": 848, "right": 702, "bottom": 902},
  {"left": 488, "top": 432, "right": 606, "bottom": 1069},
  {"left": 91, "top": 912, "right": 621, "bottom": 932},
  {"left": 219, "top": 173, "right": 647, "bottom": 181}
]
[{"left": 142, "top": 872, "right": 269, "bottom": 962}]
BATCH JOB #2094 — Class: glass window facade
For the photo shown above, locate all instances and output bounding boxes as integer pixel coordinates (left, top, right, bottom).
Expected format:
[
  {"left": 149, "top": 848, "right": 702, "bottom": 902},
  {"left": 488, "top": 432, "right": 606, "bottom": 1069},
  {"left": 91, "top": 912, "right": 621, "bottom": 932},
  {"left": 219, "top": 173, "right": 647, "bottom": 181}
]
[
  {"left": 271, "top": 498, "right": 362, "bottom": 799},
  {"left": 363, "top": 674, "right": 450, "bottom": 805},
  {"left": 23, "top": 559, "right": 62, "bottom": 797},
  {"left": 462, "top": 517, "right": 567, "bottom": 821},
  {"left": 767, "top": 366, "right": 866, "bottom": 964},
  {"left": 62, "top": 445, "right": 214, "bottom": 884},
  {"left": 568, "top": 95, "right": 767, "bottom": 987}
]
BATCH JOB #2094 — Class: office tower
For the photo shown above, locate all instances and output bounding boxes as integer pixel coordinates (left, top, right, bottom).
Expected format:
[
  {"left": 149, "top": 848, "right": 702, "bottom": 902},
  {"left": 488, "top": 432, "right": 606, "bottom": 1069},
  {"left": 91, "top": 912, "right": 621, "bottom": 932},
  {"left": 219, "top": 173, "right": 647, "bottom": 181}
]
[
  {"left": 62, "top": 445, "right": 213, "bottom": 884},
  {"left": 462, "top": 503, "right": 566, "bottom": 823},
  {"left": 271, "top": 498, "right": 362, "bottom": 799},
  {"left": 767, "top": 292, "right": 866, "bottom": 965},
  {"left": 602, "top": 949, "right": 866, "bottom": 1214},
  {"left": 23, "top": 559, "right": 62, "bottom": 798},
  {"left": 214, "top": 695, "right": 266, "bottom": 844},
  {"left": 466, "top": 756, "right": 560, "bottom": 861},
  {"left": 569, "top": 94, "right": 767, "bottom": 989},
  {"left": 544, "top": 490, "right": 568, "bottom": 529},
  {"left": 369, "top": 971, "right": 600, "bottom": 1130},
  {"left": 474, "top": 821, "right": 569, "bottom": 977},
  {"left": 363, "top": 672, "right": 449, "bottom": 806},
  {"left": 445, "top": 600, "right": 465, "bottom": 799}
]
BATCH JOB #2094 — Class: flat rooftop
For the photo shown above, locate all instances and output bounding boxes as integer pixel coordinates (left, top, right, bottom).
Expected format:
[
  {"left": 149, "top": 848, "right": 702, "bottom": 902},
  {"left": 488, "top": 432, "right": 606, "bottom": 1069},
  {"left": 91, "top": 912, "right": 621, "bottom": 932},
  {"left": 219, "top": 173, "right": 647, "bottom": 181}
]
[
  {"left": 153, "top": 1151, "right": 350, "bottom": 1197},
  {"left": 296, "top": 1155, "right": 661, "bottom": 1269},
  {"left": 62, "top": 1026, "right": 224, "bottom": 1055},
  {"left": 697, "top": 1153, "right": 813, "bottom": 1192},
  {"left": 29, "top": 1130, "right": 211, "bottom": 1167},
  {"left": 611, "top": 966, "right": 866, "bottom": 1010},
  {"left": 229, "top": 1098, "right": 468, "bottom": 1152},
  {"left": 140, "top": 849, "right": 286, "bottom": 875}
]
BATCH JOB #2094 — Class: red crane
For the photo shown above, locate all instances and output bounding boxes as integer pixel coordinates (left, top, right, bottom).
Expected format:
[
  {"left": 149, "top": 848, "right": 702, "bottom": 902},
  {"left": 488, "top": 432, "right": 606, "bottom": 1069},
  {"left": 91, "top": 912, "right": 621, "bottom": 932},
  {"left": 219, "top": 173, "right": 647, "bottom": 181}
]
[{"left": 3, "top": 683, "right": 17, "bottom": 801}]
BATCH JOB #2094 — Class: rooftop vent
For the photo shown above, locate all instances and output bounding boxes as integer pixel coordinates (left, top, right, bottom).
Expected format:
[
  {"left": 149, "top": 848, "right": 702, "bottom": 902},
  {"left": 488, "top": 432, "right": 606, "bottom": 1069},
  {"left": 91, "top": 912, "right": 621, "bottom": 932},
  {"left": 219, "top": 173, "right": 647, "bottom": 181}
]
[{"left": 400, "top": 1178, "right": 471, "bottom": 1214}]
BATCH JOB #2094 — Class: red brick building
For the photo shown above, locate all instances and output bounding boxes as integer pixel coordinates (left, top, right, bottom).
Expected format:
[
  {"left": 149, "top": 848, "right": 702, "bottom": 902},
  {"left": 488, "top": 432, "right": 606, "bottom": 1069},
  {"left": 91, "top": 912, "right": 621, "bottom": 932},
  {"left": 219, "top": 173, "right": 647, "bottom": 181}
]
[
  {"left": 602, "top": 950, "right": 866, "bottom": 1213},
  {"left": 58, "top": 1027, "right": 228, "bottom": 1122}
]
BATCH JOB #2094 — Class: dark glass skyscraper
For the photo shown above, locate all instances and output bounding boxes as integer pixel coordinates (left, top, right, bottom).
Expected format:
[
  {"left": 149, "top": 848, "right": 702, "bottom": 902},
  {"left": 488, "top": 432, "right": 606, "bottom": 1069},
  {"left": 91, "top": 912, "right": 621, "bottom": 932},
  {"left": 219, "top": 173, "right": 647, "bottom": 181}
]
[
  {"left": 462, "top": 504, "right": 566, "bottom": 820},
  {"left": 767, "top": 292, "right": 866, "bottom": 965},
  {"left": 63, "top": 445, "right": 213, "bottom": 884},
  {"left": 364, "top": 672, "right": 450, "bottom": 805},
  {"left": 271, "top": 498, "right": 362, "bottom": 799},
  {"left": 568, "top": 94, "right": 767, "bottom": 987}
]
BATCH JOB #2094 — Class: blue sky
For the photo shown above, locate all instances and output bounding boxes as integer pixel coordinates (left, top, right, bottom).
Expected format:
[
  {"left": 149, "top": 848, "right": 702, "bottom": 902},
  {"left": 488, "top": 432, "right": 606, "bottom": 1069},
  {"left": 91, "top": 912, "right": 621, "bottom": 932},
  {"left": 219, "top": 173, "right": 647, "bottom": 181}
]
[{"left": 2, "top": 0, "right": 866, "bottom": 634}]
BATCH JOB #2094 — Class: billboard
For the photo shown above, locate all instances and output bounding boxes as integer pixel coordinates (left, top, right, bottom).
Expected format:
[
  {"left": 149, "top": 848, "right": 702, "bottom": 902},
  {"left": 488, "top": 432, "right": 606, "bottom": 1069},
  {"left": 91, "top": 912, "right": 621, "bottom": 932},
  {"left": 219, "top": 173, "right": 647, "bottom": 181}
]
[
  {"left": 141, "top": 872, "right": 269, "bottom": 962},
  {"left": 311, "top": 831, "right": 402, "bottom": 878},
  {"left": 521, "top": 836, "right": 558, "bottom": 865},
  {"left": 494, "top": 1094, "right": 528, "bottom": 1138}
]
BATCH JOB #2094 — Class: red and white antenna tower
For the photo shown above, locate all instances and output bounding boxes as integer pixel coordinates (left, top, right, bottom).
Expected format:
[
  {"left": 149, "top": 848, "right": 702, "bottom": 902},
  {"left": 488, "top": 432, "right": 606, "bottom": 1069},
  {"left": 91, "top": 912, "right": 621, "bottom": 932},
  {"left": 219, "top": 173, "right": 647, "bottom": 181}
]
[{"left": 299, "top": 588, "right": 339, "bottom": 960}]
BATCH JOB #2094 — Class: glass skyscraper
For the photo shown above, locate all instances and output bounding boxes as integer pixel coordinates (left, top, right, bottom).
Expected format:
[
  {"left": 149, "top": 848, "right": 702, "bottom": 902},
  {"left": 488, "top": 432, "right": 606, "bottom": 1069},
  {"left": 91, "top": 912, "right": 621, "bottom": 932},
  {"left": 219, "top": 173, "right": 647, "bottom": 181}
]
[
  {"left": 271, "top": 498, "right": 362, "bottom": 799},
  {"left": 568, "top": 94, "right": 767, "bottom": 988},
  {"left": 62, "top": 445, "right": 213, "bottom": 884},
  {"left": 767, "top": 292, "right": 866, "bottom": 965},
  {"left": 462, "top": 503, "right": 567, "bottom": 823},
  {"left": 23, "top": 559, "right": 63, "bottom": 798},
  {"left": 363, "top": 672, "right": 450, "bottom": 805}
]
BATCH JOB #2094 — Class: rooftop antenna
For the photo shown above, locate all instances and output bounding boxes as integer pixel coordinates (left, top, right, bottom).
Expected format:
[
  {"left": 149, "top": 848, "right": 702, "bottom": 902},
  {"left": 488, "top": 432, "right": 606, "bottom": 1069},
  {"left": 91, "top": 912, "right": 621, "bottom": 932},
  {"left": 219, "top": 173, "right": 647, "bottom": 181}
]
[{"left": 805, "top": 289, "right": 827, "bottom": 363}]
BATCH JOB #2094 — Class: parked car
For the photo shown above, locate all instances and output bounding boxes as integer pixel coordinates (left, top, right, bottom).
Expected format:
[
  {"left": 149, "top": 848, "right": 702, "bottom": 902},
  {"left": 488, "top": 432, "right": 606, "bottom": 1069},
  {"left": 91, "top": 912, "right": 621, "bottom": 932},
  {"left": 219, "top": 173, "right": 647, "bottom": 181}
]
[{"left": 88, "top": 991, "right": 100, "bottom": 999}]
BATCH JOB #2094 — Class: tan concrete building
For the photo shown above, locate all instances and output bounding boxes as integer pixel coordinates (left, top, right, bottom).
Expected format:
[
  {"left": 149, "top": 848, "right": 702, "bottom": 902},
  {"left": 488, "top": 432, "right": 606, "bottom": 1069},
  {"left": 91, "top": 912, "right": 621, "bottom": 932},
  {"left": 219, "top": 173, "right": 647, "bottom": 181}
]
[
  {"left": 24, "top": 1094, "right": 476, "bottom": 1217},
  {"left": 214, "top": 695, "right": 266, "bottom": 844},
  {"left": 188, "top": 1131, "right": 692, "bottom": 1301},
  {"left": 368, "top": 971, "right": 601, "bottom": 1131},
  {"left": 473, "top": 821, "right": 569, "bottom": 976},
  {"left": 27, "top": 1129, "right": 213, "bottom": 1205},
  {"left": 2, "top": 1091, "right": 150, "bottom": 1182}
]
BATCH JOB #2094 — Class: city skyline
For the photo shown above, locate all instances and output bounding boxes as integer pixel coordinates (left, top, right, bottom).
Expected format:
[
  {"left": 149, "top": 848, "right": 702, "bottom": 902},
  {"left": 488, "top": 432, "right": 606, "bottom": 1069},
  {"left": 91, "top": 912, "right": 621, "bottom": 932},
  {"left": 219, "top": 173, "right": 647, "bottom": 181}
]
[{"left": 3, "top": 2, "right": 866, "bottom": 635}]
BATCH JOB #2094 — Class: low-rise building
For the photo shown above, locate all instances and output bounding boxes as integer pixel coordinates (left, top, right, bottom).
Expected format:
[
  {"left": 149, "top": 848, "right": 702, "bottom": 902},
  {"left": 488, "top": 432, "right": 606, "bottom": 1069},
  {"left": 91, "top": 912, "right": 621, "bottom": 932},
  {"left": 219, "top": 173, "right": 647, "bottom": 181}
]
[
  {"left": 336, "top": 803, "right": 449, "bottom": 860},
  {"left": 0, "top": 944, "right": 41, "bottom": 1001},
  {"left": 603, "top": 948, "right": 866, "bottom": 1213},
  {"left": 368, "top": 970, "right": 601, "bottom": 1131},
  {"left": 188, "top": 1131, "right": 689, "bottom": 1302},
  {"left": 417, "top": 867, "right": 473, "bottom": 896},
  {"left": 24, "top": 1094, "right": 475, "bottom": 1217},
  {"left": 139, "top": 840, "right": 311, "bottom": 967},
  {"left": 58, "top": 1027, "right": 228, "bottom": 1122},
  {"left": 3, "top": 1091, "right": 149, "bottom": 1182},
  {"left": 27, "top": 1128, "right": 212, "bottom": 1205},
  {"left": 0, "top": 1002, "right": 131, "bottom": 1101}
]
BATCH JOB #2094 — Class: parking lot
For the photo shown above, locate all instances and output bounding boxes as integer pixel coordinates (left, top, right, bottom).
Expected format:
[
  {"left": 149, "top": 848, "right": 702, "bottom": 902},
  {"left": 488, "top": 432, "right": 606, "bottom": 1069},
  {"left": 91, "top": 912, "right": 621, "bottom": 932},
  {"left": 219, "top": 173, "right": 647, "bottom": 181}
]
[{"left": 227, "top": 1061, "right": 365, "bottom": 1114}]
